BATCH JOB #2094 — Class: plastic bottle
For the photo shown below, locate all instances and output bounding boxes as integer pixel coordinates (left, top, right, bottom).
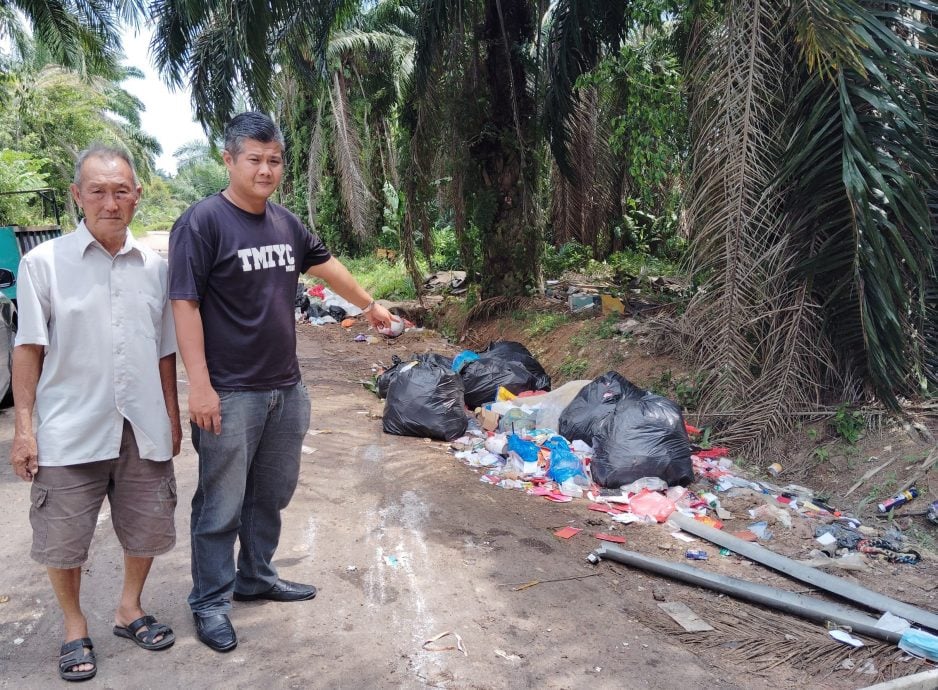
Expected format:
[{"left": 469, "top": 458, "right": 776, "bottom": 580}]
[{"left": 877, "top": 487, "right": 919, "bottom": 513}]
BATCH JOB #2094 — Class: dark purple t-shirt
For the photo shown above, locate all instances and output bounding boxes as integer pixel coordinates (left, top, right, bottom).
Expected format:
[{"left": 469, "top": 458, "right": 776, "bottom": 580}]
[{"left": 168, "top": 193, "right": 331, "bottom": 390}]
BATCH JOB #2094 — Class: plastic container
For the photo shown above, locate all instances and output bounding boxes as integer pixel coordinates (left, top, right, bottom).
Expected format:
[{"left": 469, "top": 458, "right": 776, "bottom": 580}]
[
  {"left": 377, "top": 315, "right": 405, "bottom": 337},
  {"left": 877, "top": 487, "right": 919, "bottom": 513}
]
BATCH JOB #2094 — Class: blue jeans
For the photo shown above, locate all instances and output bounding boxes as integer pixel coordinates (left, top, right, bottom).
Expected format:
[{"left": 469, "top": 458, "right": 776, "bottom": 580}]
[{"left": 188, "top": 383, "right": 310, "bottom": 615}]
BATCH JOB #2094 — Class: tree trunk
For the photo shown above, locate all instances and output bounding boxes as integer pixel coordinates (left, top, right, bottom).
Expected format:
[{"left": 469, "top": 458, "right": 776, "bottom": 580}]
[{"left": 475, "top": 0, "right": 539, "bottom": 298}]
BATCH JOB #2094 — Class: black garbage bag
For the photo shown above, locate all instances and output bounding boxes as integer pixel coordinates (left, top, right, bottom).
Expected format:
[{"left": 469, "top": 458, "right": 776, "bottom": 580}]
[
  {"left": 295, "top": 284, "right": 310, "bottom": 312},
  {"left": 480, "top": 341, "right": 551, "bottom": 391},
  {"left": 459, "top": 358, "right": 539, "bottom": 409},
  {"left": 376, "top": 356, "right": 404, "bottom": 399},
  {"left": 307, "top": 303, "right": 328, "bottom": 319},
  {"left": 383, "top": 360, "right": 468, "bottom": 441},
  {"left": 377, "top": 353, "right": 456, "bottom": 399},
  {"left": 327, "top": 305, "right": 347, "bottom": 321},
  {"left": 591, "top": 392, "right": 693, "bottom": 488},
  {"left": 558, "top": 371, "right": 645, "bottom": 443}
]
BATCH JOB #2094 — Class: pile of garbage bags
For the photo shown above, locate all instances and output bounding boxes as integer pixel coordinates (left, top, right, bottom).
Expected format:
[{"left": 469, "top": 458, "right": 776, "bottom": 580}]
[{"left": 379, "top": 341, "right": 692, "bottom": 487}]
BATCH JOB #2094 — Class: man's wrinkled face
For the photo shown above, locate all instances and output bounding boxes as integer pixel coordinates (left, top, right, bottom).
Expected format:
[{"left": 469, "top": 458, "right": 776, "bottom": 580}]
[
  {"left": 70, "top": 156, "right": 141, "bottom": 235},
  {"left": 223, "top": 139, "right": 284, "bottom": 207}
]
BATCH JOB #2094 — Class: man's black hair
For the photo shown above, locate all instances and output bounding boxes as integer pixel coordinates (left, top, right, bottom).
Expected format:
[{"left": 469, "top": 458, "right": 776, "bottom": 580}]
[{"left": 224, "top": 112, "right": 285, "bottom": 157}]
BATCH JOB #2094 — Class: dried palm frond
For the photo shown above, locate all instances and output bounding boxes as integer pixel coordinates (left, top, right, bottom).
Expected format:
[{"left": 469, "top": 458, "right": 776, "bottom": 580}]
[
  {"left": 548, "top": 86, "right": 620, "bottom": 255},
  {"left": 305, "top": 97, "right": 325, "bottom": 231},
  {"left": 678, "top": 0, "right": 813, "bottom": 451},
  {"left": 328, "top": 68, "right": 373, "bottom": 241},
  {"left": 458, "top": 296, "right": 539, "bottom": 338}
]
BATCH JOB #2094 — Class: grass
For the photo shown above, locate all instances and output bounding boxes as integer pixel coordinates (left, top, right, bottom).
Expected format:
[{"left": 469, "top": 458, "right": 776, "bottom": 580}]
[
  {"left": 557, "top": 356, "right": 589, "bottom": 379},
  {"left": 333, "top": 256, "right": 417, "bottom": 300},
  {"left": 523, "top": 312, "right": 569, "bottom": 337}
]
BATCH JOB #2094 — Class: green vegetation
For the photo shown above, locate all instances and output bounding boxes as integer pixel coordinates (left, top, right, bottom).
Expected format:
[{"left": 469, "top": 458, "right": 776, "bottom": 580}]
[
  {"left": 557, "top": 356, "right": 589, "bottom": 380},
  {"left": 523, "top": 313, "right": 569, "bottom": 338},
  {"left": 831, "top": 405, "right": 865, "bottom": 445},
  {"left": 3, "top": 0, "right": 938, "bottom": 454},
  {"left": 335, "top": 256, "right": 417, "bottom": 301}
]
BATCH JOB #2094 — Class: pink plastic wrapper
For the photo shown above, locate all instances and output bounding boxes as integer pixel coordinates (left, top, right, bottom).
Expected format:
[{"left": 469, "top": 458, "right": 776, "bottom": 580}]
[{"left": 628, "top": 490, "right": 676, "bottom": 523}]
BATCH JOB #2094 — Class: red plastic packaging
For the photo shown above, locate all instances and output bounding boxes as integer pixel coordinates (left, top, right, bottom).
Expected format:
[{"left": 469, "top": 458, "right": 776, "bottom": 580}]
[{"left": 628, "top": 490, "right": 676, "bottom": 523}]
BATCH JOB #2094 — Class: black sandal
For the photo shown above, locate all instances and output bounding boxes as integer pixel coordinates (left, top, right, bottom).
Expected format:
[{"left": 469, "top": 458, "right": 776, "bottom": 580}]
[
  {"left": 113, "top": 614, "right": 175, "bottom": 650},
  {"left": 59, "top": 637, "right": 96, "bottom": 682}
]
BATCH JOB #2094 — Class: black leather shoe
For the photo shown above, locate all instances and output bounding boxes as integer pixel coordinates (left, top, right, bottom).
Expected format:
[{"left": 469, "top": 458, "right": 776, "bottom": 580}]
[
  {"left": 193, "top": 613, "right": 237, "bottom": 652},
  {"left": 232, "top": 579, "right": 317, "bottom": 602}
]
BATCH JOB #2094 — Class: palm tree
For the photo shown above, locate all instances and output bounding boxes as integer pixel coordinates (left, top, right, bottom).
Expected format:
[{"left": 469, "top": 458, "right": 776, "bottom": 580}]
[
  {"left": 671, "top": 0, "right": 938, "bottom": 451},
  {"left": 0, "top": 40, "right": 160, "bottom": 221},
  {"left": 0, "top": 0, "right": 140, "bottom": 75}
]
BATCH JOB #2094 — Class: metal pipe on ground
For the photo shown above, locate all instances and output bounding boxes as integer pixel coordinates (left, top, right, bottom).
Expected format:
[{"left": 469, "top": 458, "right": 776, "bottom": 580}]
[
  {"left": 668, "top": 512, "right": 938, "bottom": 632},
  {"left": 589, "top": 543, "right": 902, "bottom": 644}
]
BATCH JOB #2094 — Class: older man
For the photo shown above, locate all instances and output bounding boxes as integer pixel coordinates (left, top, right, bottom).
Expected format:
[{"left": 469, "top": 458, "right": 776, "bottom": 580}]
[
  {"left": 11, "top": 145, "right": 181, "bottom": 682},
  {"left": 169, "top": 111, "right": 392, "bottom": 652}
]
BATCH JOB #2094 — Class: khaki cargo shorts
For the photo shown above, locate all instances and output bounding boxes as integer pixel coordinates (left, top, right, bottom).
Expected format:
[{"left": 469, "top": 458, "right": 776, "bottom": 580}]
[{"left": 29, "top": 421, "right": 177, "bottom": 569}]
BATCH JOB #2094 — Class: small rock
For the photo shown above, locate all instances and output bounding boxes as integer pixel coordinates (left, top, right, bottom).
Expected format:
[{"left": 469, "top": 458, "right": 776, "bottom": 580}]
[{"left": 652, "top": 589, "right": 666, "bottom": 602}]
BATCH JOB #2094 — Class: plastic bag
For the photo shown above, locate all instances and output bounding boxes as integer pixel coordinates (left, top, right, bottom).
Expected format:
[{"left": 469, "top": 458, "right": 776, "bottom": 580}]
[
  {"left": 479, "top": 341, "right": 551, "bottom": 391},
  {"left": 383, "top": 361, "right": 468, "bottom": 441},
  {"left": 558, "top": 371, "right": 646, "bottom": 443},
  {"left": 543, "top": 436, "right": 585, "bottom": 483},
  {"left": 452, "top": 350, "right": 480, "bottom": 372},
  {"left": 628, "top": 490, "right": 676, "bottom": 523},
  {"left": 377, "top": 353, "right": 456, "bottom": 399},
  {"left": 459, "top": 358, "right": 539, "bottom": 409},
  {"left": 590, "top": 392, "right": 693, "bottom": 488}
]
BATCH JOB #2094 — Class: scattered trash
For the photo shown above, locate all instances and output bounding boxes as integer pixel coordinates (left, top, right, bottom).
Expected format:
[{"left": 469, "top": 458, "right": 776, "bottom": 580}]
[
  {"left": 494, "top": 648, "right": 522, "bottom": 662},
  {"left": 747, "top": 521, "right": 772, "bottom": 541},
  {"left": 875, "top": 612, "right": 911, "bottom": 635},
  {"left": 928, "top": 500, "right": 938, "bottom": 526},
  {"left": 301, "top": 445, "right": 317, "bottom": 455},
  {"left": 767, "top": 462, "right": 782, "bottom": 477},
  {"left": 829, "top": 629, "right": 865, "bottom": 648},
  {"left": 670, "top": 512, "right": 938, "bottom": 631},
  {"left": 594, "top": 533, "right": 627, "bottom": 544},
  {"left": 385, "top": 555, "right": 399, "bottom": 568},
  {"left": 553, "top": 526, "right": 582, "bottom": 539},
  {"left": 898, "top": 627, "right": 938, "bottom": 662},
  {"left": 878, "top": 487, "right": 919, "bottom": 513},
  {"left": 422, "top": 630, "right": 467, "bottom": 656},
  {"left": 685, "top": 549, "right": 708, "bottom": 561},
  {"left": 857, "top": 539, "right": 921, "bottom": 565},
  {"left": 377, "top": 315, "right": 405, "bottom": 338},
  {"left": 657, "top": 601, "right": 714, "bottom": 632},
  {"left": 346, "top": 565, "right": 358, "bottom": 572},
  {"left": 0, "top": 595, "right": 8, "bottom": 604},
  {"left": 815, "top": 531, "right": 838, "bottom": 548},
  {"left": 670, "top": 532, "right": 697, "bottom": 543}
]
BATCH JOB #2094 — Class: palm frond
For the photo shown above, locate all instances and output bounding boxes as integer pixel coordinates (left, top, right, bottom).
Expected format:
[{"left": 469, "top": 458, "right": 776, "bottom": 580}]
[
  {"left": 544, "top": 0, "right": 629, "bottom": 179},
  {"left": 328, "top": 69, "right": 372, "bottom": 241}
]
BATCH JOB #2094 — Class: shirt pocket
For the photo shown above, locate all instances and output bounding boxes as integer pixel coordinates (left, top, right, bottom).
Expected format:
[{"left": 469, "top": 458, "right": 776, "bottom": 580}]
[{"left": 131, "top": 290, "right": 163, "bottom": 341}]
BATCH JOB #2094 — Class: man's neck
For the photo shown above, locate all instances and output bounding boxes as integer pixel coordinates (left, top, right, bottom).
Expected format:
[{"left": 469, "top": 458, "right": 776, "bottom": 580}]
[
  {"left": 85, "top": 222, "right": 126, "bottom": 257},
  {"left": 222, "top": 188, "right": 266, "bottom": 214}
]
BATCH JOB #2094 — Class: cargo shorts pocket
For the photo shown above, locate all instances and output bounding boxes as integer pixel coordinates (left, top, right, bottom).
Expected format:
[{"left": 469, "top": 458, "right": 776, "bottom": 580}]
[
  {"left": 158, "top": 476, "right": 177, "bottom": 510},
  {"left": 29, "top": 482, "right": 50, "bottom": 551}
]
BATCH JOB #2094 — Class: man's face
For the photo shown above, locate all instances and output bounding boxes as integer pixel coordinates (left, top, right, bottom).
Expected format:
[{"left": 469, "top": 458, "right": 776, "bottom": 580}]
[
  {"left": 70, "top": 156, "right": 141, "bottom": 235},
  {"left": 223, "top": 139, "right": 284, "bottom": 207}
]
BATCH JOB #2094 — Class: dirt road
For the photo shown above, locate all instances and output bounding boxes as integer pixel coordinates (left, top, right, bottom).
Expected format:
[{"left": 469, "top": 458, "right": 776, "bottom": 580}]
[{"left": 1, "top": 323, "right": 921, "bottom": 689}]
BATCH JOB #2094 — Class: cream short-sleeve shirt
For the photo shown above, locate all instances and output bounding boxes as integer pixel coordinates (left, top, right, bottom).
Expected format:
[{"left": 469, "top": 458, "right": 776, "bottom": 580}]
[{"left": 15, "top": 222, "right": 177, "bottom": 465}]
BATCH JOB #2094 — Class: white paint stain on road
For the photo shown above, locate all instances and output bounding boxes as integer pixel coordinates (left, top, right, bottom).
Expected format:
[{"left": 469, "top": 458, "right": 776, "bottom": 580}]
[{"left": 362, "top": 490, "right": 443, "bottom": 685}]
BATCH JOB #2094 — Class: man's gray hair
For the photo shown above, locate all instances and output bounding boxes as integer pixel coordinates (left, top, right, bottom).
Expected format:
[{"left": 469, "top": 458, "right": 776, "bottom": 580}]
[
  {"left": 73, "top": 144, "right": 139, "bottom": 187},
  {"left": 224, "top": 112, "right": 285, "bottom": 157}
]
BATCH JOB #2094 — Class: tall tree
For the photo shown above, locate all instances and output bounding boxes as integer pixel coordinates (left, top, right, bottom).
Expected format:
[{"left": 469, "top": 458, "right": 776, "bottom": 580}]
[{"left": 674, "top": 0, "right": 938, "bottom": 450}]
